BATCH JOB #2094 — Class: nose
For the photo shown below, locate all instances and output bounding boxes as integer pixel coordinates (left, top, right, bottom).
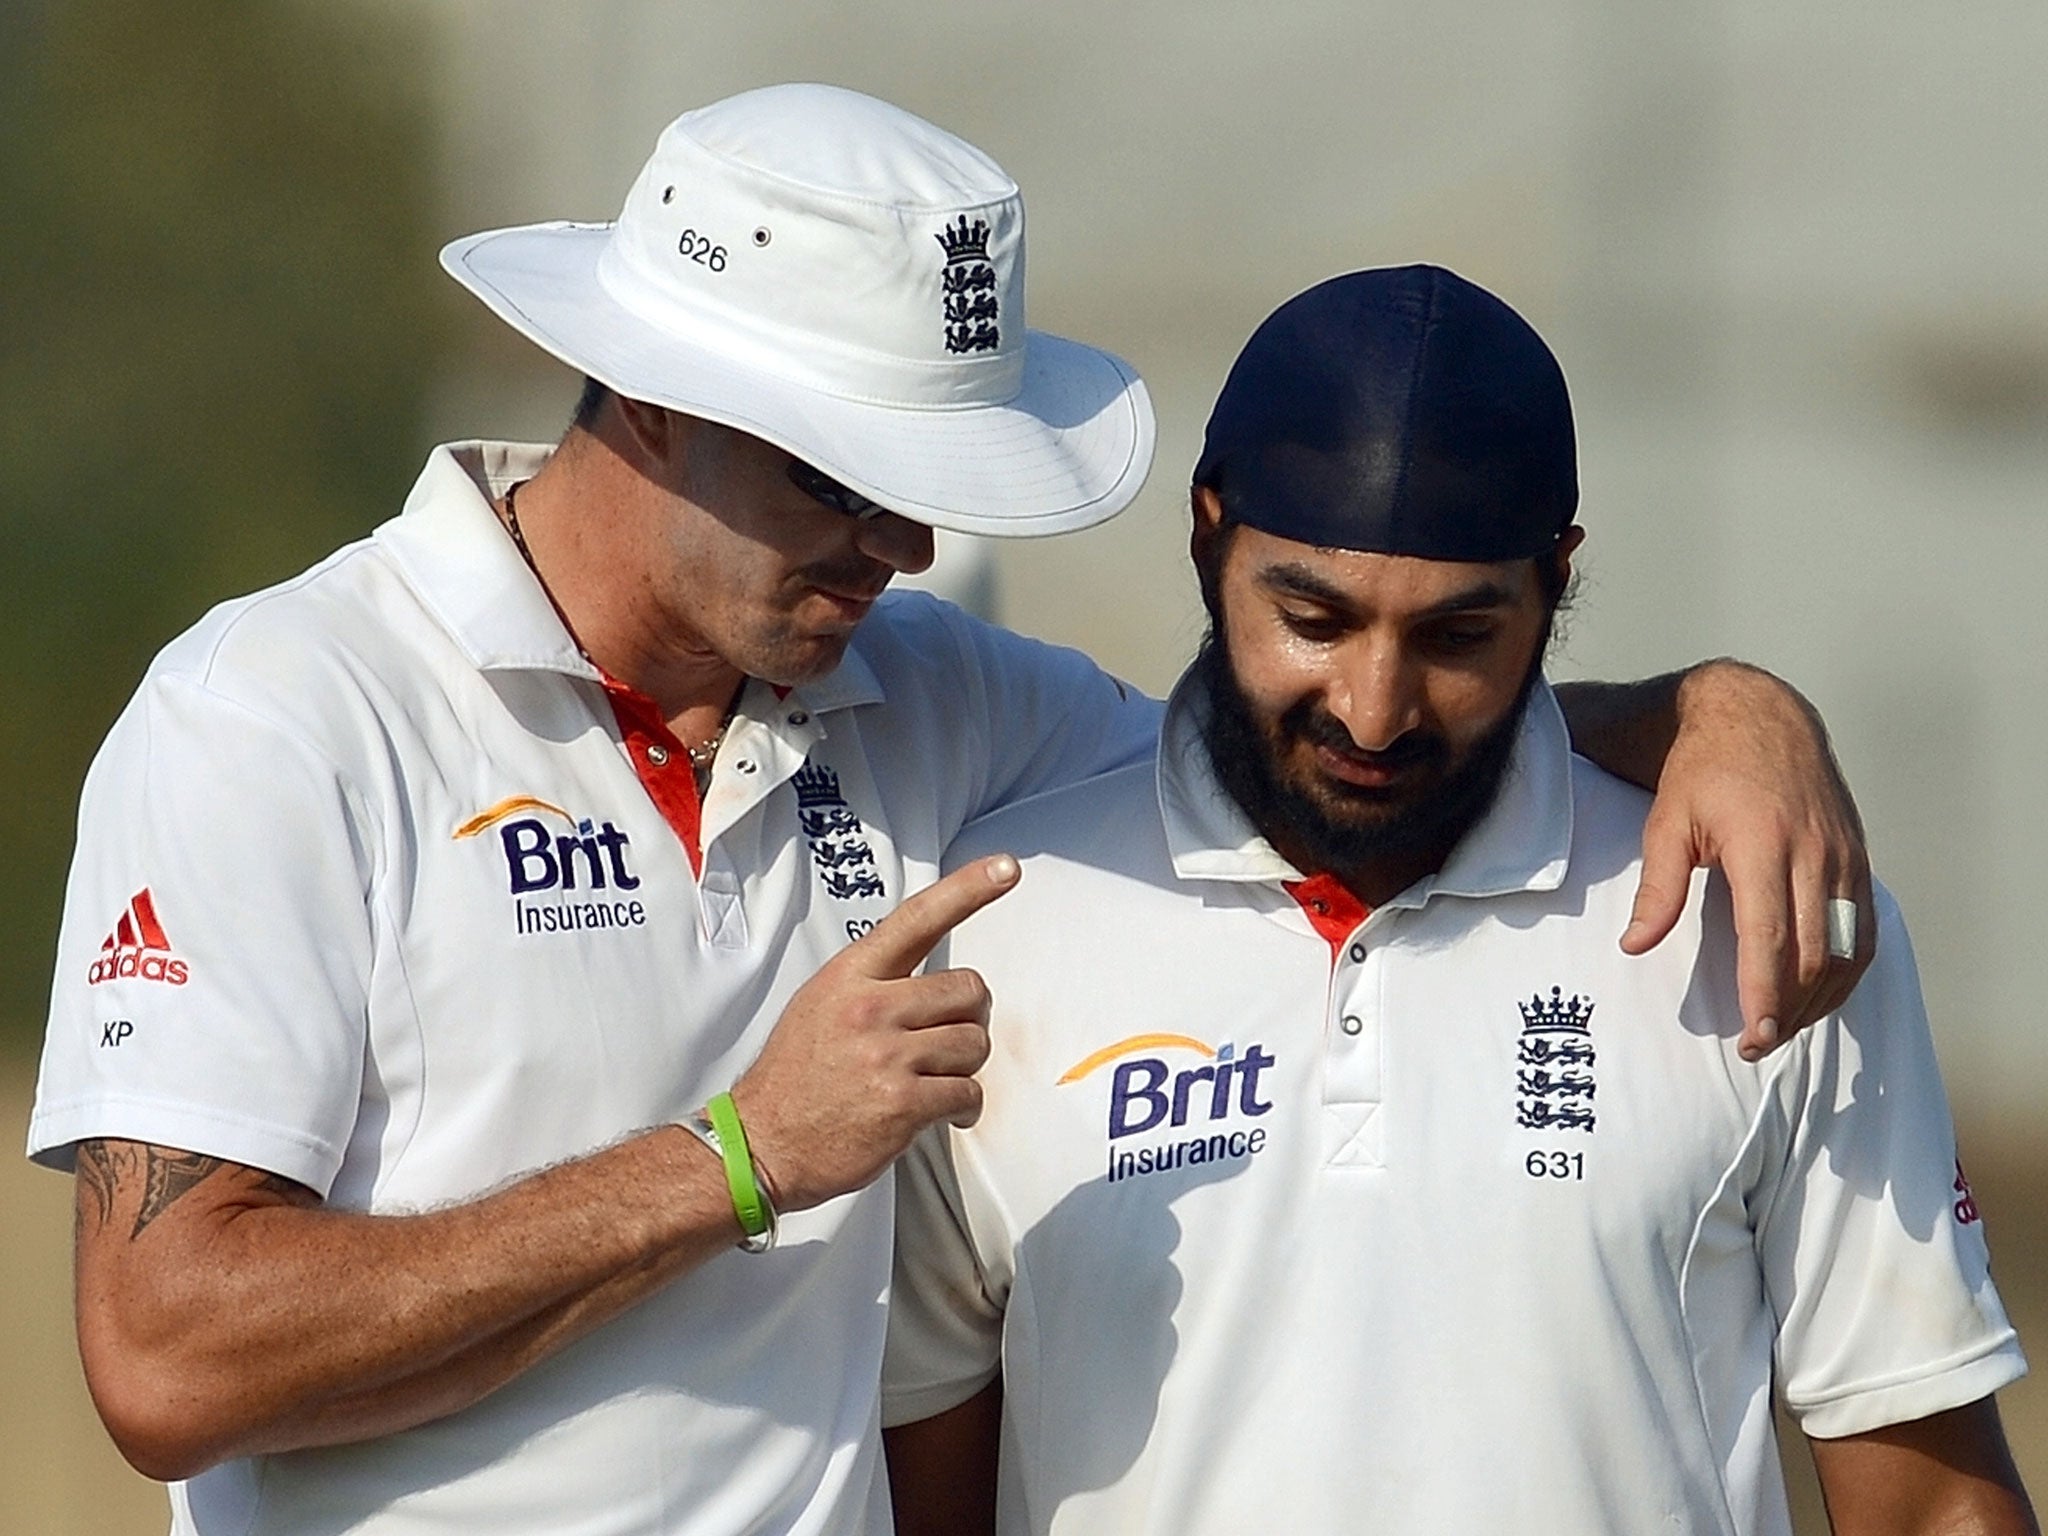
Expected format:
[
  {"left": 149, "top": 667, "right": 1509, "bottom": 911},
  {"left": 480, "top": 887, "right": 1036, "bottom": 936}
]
[
  {"left": 1325, "top": 639, "right": 1423, "bottom": 753},
  {"left": 855, "top": 512, "right": 936, "bottom": 576}
]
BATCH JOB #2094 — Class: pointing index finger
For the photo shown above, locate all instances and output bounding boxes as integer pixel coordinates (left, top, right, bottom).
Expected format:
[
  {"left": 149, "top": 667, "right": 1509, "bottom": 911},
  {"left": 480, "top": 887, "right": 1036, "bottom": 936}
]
[{"left": 846, "top": 854, "right": 1020, "bottom": 980}]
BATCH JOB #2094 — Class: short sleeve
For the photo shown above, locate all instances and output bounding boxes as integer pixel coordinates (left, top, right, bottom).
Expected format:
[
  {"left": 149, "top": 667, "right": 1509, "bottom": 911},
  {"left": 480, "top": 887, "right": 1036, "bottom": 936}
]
[
  {"left": 885, "top": 1126, "right": 1007, "bottom": 1427},
  {"left": 1759, "top": 888, "right": 2027, "bottom": 1438},
  {"left": 27, "top": 672, "right": 376, "bottom": 1195}
]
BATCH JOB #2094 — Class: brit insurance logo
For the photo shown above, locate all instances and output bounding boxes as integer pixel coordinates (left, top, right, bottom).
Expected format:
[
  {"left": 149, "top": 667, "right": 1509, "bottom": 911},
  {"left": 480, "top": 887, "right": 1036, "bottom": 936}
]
[
  {"left": 454, "top": 796, "right": 647, "bottom": 938},
  {"left": 87, "top": 888, "right": 188, "bottom": 987},
  {"left": 1058, "top": 1033, "right": 1277, "bottom": 1184}
]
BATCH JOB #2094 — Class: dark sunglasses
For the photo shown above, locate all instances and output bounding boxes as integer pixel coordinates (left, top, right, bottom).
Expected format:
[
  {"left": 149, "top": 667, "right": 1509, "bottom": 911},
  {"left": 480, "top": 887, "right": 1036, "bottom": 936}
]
[{"left": 786, "top": 457, "right": 886, "bottom": 521}]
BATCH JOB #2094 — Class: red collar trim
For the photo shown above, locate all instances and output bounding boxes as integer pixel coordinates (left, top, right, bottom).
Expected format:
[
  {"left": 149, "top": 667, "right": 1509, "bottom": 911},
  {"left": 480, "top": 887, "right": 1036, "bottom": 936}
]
[
  {"left": 1283, "top": 873, "right": 1370, "bottom": 959},
  {"left": 599, "top": 673, "right": 706, "bottom": 876}
]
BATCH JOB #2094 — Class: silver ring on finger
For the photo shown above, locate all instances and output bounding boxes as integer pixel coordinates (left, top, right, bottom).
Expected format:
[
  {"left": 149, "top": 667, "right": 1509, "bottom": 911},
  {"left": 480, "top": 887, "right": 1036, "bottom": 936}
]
[{"left": 1825, "top": 898, "right": 1860, "bottom": 961}]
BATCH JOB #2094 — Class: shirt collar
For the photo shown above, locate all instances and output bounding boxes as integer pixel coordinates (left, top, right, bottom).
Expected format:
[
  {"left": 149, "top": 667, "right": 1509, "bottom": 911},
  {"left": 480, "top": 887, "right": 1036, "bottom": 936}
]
[
  {"left": 378, "top": 441, "right": 593, "bottom": 678},
  {"left": 1156, "top": 666, "right": 1574, "bottom": 909},
  {"left": 376, "top": 441, "right": 882, "bottom": 713}
]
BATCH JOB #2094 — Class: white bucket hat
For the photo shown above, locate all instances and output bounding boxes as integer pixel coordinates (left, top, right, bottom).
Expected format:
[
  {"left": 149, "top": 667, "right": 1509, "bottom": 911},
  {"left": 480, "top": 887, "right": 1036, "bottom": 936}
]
[{"left": 441, "top": 83, "right": 1154, "bottom": 537}]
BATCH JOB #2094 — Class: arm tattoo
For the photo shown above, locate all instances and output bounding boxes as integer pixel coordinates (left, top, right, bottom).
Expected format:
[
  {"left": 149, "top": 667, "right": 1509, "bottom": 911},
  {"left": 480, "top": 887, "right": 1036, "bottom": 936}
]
[
  {"left": 134, "top": 1147, "right": 229, "bottom": 1237},
  {"left": 74, "top": 1139, "right": 135, "bottom": 1234},
  {"left": 74, "top": 1139, "right": 316, "bottom": 1242}
]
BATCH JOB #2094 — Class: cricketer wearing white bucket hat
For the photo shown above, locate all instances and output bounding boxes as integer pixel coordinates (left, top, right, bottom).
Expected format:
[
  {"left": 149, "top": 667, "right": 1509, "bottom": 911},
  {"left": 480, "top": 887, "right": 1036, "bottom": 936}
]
[
  {"left": 442, "top": 82, "right": 1154, "bottom": 534},
  {"left": 39, "top": 81, "right": 1183, "bottom": 1536}
]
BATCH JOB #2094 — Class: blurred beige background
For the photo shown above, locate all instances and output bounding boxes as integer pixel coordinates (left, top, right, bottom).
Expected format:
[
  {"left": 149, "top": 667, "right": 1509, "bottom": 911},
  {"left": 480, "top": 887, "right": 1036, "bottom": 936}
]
[{"left": 7, "top": 1, "right": 2045, "bottom": 1531}]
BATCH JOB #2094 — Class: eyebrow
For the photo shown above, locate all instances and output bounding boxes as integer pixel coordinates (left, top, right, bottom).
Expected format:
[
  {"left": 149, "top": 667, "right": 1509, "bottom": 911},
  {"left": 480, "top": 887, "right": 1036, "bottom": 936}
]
[{"left": 1256, "top": 559, "right": 1522, "bottom": 618}]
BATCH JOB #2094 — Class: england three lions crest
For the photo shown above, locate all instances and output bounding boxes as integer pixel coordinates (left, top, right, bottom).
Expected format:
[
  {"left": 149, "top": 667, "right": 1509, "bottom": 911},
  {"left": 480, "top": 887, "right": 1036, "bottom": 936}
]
[
  {"left": 1514, "top": 986, "right": 1596, "bottom": 1132},
  {"left": 935, "top": 214, "right": 1000, "bottom": 355},
  {"left": 793, "top": 759, "right": 887, "bottom": 904}
]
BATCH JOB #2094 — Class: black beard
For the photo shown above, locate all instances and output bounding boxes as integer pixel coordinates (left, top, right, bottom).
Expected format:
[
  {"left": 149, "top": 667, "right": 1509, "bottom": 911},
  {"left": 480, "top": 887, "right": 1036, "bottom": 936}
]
[{"left": 1192, "top": 633, "right": 1545, "bottom": 882}]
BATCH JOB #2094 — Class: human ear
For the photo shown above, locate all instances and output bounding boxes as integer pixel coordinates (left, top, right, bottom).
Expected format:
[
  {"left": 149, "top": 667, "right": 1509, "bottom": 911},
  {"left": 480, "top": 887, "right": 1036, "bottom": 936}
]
[
  {"left": 1552, "top": 525, "right": 1586, "bottom": 589},
  {"left": 1190, "top": 484, "right": 1228, "bottom": 568},
  {"left": 614, "top": 395, "right": 678, "bottom": 465}
]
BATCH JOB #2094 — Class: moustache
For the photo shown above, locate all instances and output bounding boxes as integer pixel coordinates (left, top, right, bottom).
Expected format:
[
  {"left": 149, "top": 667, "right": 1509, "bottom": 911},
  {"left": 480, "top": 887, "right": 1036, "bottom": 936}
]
[
  {"left": 1280, "top": 701, "right": 1448, "bottom": 777},
  {"left": 796, "top": 556, "right": 894, "bottom": 602}
]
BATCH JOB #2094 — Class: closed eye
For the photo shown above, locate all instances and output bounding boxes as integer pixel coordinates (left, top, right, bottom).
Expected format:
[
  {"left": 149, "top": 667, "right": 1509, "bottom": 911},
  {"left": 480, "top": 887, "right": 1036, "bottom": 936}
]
[
  {"left": 1278, "top": 607, "right": 1349, "bottom": 643},
  {"left": 1424, "top": 622, "right": 1501, "bottom": 653}
]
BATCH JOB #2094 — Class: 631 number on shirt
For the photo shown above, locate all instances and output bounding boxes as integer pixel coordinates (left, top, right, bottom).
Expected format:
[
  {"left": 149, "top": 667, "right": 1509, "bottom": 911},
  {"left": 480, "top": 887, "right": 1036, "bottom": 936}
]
[{"left": 1525, "top": 1149, "right": 1586, "bottom": 1180}]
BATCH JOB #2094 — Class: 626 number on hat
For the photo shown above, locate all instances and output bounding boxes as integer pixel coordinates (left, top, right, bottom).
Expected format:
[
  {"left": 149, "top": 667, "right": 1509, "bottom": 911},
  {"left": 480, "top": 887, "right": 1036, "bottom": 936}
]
[{"left": 678, "top": 229, "right": 727, "bottom": 273}]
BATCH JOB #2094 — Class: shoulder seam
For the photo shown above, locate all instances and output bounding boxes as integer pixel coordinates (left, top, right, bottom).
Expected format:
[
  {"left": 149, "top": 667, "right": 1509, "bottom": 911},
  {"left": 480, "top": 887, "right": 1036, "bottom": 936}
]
[{"left": 178, "top": 536, "right": 384, "bottom": 688}]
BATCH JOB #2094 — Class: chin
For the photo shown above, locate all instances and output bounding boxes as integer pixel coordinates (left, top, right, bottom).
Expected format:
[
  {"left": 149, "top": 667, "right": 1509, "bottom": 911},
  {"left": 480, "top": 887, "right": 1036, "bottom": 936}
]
[
  {"left": 1304, "top": 794, "right": 1423, "bottom": 842},
  {"left": 745, "top": 632, "right": 856, "bottom": 689}
]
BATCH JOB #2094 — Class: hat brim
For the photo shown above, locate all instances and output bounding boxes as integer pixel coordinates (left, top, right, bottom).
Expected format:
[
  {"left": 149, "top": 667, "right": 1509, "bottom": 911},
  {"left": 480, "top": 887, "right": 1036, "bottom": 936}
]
[{"left": 441, "top": 223, "right": 1155, "bottom": 537}]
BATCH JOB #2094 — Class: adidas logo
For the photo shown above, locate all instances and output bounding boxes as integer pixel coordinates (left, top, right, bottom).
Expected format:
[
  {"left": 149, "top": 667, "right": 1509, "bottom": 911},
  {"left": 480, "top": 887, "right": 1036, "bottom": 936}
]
[{"left": 88, "top": 888, "right": 189, "bottom": 987}]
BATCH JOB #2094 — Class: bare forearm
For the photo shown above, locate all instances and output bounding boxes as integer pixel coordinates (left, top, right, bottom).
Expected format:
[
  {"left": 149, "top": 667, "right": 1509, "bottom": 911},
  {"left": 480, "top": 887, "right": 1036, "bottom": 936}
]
[
  {"left": 1555, "top": 660, "right": 1839, "bottom": 795},
  {"left": 76, "top": 1131, "right": 741, "bottom": 1477},
  {"left": 1552, "top": 670, "right": 1686, "bottom": 790},
  {"left": 280, "top": 1241, "right": 706, "bottom": 1451}
]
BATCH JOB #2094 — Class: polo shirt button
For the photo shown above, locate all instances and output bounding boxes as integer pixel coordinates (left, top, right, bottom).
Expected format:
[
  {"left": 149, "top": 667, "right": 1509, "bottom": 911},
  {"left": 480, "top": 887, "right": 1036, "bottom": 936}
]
[
  {"left": 1340, "top": 1014, "right": 1364, "bottom": 1036},
  {"left": 736, "top": 759, "right": 758, "bottom": 774},
  {"left": 787, "top": 710, "right": 810, "bottom": 726},
  {"left": 646, "top": 744, "right": 670, "bottom": 766},
  {"left": 1348, "top": 943, "right": 1367, "bottom": 963}
]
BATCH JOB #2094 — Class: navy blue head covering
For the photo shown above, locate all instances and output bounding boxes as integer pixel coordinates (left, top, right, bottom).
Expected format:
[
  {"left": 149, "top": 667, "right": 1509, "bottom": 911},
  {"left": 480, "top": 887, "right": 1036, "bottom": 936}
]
[{"left": 1194, "top": 266, "right": 1577, "bottom": 560}]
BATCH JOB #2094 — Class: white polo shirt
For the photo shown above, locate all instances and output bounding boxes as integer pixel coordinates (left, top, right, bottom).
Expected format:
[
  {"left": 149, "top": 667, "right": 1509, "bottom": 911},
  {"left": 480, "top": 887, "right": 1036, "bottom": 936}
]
[
  {"left": 28, "top": 441, "right": 1159, "bottom": 1536},
  {"left": 885, "top": 674, "right": 2024, "bottom": 1536}
]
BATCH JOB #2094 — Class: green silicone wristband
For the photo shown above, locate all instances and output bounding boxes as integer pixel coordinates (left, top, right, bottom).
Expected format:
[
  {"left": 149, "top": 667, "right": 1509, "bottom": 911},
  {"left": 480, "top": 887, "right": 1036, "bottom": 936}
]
[{"left": 704, "top": 1091, "right": 771, "bottom": 1241}]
